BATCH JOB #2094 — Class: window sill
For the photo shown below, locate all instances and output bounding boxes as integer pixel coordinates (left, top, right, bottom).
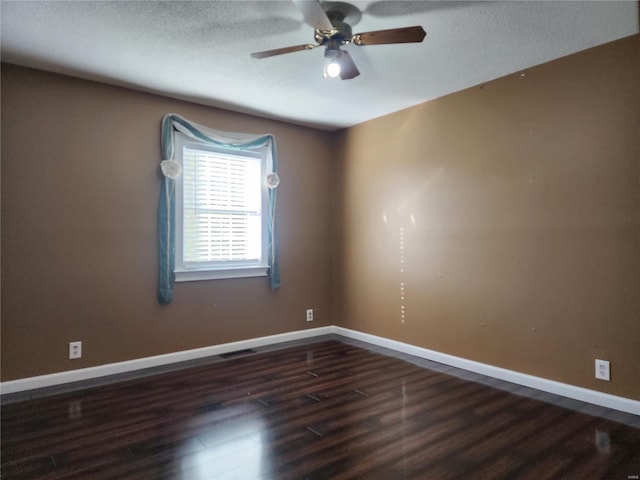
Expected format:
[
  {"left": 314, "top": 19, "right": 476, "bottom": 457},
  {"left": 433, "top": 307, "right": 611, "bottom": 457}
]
[{"left": 175, "top": 266, "right": 268, "bottom": 282}]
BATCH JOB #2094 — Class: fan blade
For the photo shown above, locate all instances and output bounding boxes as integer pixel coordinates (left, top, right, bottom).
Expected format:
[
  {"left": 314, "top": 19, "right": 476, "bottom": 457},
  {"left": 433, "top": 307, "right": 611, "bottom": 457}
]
[
  {"left": 352, "top": 26, "right": 426, "bottom": 46},
  {"left": 251, "top": 44, "right": 317, "bottom": 59},
  {"left": 338, "top": 51, "right": 359, "bottom": 80},
  {"left": 293, "top": 0, "right": 334, "bottom": 31}
]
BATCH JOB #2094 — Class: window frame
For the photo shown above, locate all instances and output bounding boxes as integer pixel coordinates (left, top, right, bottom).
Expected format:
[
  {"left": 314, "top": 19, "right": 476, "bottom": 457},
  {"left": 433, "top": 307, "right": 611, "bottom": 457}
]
[{"left": 173, "top": 132, "right": 270, "bottom": 282}]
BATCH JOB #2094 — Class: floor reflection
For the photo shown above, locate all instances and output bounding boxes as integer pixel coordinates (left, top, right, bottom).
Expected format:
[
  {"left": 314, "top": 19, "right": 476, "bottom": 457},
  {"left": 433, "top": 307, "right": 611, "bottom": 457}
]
[{"left": 179, "top": 406, "right": 268, "bottom": 479}]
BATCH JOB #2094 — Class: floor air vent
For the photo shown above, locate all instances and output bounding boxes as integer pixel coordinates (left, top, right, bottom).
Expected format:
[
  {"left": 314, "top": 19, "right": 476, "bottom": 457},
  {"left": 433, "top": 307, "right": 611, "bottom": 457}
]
[{"left": 220, "top": 348, "right": 257, "bottom": 359}]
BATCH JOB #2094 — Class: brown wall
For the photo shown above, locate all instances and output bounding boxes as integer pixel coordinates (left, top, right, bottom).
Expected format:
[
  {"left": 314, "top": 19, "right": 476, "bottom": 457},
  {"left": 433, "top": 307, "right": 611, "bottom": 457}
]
[
  {"left": 2, "top": 35, "right": 639, "bottom": 401},
  {"left": 335, "top": 35, "right": 640, "bottom": 400},
  {"left": 1, "top": 65, "right": 336, "bottom": 381}
]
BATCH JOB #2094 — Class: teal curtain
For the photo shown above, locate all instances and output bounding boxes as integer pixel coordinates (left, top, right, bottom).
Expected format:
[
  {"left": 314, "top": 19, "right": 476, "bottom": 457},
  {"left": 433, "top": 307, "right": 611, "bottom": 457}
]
[{"left": 158, "top": 114, "right": 280, "bottom": 304}]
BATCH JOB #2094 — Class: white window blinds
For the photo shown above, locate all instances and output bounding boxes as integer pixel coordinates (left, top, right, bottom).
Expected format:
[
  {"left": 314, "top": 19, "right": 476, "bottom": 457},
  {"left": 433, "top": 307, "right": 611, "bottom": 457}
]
[{"left": 182, "top": 147, "right": 262, "bottom": 267}]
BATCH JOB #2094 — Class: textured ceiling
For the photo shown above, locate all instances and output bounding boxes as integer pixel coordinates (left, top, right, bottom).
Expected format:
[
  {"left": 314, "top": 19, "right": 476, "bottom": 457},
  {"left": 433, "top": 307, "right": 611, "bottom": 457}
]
[{"left": 1, "top": 1, "right": 638, "bottom": 130}]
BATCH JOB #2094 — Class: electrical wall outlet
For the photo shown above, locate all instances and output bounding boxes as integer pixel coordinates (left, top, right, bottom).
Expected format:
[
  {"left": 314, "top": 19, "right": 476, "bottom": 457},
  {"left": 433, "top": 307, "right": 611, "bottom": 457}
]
[
  {"left": 595, "top": 359, "right": 610, "bottom": 381},
  {"left": 313, "top": 308, "right": 320, "bottom": 321},
  {"left": 306, "top": 308, "right": 314, "bottom": 322},
  {"left": 69, "top": 341, "right": 82, "bottom": 360}
]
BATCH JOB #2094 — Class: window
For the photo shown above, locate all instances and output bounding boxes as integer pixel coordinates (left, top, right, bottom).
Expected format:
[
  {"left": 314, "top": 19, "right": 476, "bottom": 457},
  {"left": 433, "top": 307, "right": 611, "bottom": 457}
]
[{"left": 174, "top": 133, "right": 269, "bottom": 281}]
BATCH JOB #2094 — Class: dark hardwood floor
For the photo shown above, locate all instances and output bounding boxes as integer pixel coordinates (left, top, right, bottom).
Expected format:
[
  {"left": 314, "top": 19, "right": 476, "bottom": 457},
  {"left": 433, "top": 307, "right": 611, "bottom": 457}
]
[{"left": 2, "top": 339, "right": 639, "bottom": 479}]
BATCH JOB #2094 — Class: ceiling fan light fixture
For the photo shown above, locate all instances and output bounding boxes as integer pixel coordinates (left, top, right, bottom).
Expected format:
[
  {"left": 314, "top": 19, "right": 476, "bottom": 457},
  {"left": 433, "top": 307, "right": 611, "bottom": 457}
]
[
  {"left": 323, "top": 48, "right": 342, "bottom": 79},
  {"left": 324, "top": 59, "right": 341, "bottom": 78}
]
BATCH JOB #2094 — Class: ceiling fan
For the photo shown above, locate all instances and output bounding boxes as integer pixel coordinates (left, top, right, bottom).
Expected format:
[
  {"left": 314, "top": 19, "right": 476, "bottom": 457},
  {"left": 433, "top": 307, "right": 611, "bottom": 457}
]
[{"left": 250, "top": 0, "right": 426, "bottom": 80}]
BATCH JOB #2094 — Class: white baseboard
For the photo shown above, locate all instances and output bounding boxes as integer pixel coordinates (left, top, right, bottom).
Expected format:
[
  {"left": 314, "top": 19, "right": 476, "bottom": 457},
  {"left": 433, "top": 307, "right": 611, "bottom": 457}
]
[
  {"left": 1, "top": 324, "right": 638, "bottom": 416},
  {"left": 333, "top": 326, "right": 640, "bottom": 416},
  {"left": 0, "top": 326, "right": 333, "bottom": 395}
]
